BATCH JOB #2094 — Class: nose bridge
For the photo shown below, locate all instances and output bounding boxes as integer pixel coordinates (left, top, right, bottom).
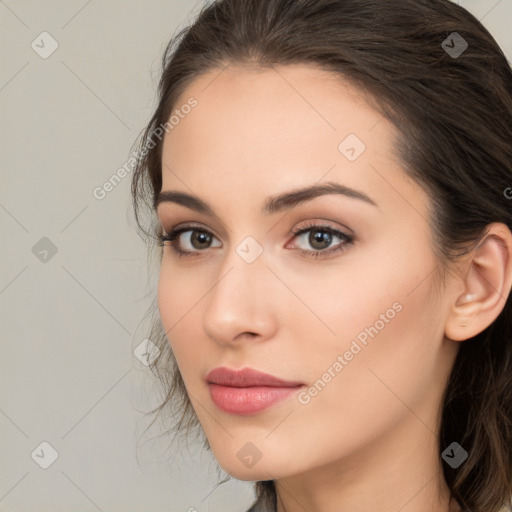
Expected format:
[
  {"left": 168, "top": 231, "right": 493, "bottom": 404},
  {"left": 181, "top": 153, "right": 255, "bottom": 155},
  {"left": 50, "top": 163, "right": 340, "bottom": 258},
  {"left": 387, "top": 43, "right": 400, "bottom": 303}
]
[{"left": 202, "top": 240, "right": 278, "bottom": 343}]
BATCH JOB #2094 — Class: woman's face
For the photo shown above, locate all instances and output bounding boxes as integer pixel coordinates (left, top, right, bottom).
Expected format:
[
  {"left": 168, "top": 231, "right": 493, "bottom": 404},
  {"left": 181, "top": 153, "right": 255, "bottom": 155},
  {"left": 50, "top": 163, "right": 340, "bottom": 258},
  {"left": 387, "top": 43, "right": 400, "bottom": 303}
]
[{"left": 156, "top": 63, "right": 460, "bottom": 482}]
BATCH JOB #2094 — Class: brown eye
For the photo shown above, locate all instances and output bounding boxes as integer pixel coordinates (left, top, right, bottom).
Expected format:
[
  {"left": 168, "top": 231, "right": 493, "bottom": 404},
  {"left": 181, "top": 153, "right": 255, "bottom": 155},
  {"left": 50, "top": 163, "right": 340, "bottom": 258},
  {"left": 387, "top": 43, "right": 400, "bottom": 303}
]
[
  {"left": 189, "top": 230, "right": 213, "bottom": 249},
  {"left": 308, "top": 228, "right": 333, "bottom": 250},
  {"left": 291, "top": 223, "right": 355, "bottom": 260},
  {"left": 158, "top": 226, "right": 221, "bottom": 257}
]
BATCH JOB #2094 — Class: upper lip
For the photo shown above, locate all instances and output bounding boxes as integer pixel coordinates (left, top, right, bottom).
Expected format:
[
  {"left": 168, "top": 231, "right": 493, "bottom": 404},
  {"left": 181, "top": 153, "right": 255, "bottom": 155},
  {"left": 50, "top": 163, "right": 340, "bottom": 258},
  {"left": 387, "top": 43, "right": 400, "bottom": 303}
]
[{"left": 206, "top": 367, "right": 304, "bottom": 388}]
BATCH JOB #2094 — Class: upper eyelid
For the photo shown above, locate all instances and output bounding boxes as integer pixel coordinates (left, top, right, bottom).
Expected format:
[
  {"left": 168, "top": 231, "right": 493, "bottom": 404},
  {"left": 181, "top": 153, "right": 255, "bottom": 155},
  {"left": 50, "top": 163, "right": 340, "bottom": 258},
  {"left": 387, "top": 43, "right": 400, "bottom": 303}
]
[
  {"left": 290, "top": 224, "right": 353, "bottom": 245},
  {"left": 161, "top": 213, "right": 353, "bottom": 232},
  {"left": 165, "top": 222, "right": 352, "bottom": 243},
  {"left": 163, "top": 224, "right": 353, "bottom": 261},
  {"left": 157, "top": 196, "right": 361, "bottom": 236}
]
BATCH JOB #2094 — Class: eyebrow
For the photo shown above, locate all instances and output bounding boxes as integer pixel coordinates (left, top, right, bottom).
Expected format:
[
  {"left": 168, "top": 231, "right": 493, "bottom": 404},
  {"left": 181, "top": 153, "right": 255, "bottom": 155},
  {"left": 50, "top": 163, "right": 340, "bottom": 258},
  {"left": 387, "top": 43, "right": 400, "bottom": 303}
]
[{"left": 154, "top": 181, "right": 378, "bottom": 215}]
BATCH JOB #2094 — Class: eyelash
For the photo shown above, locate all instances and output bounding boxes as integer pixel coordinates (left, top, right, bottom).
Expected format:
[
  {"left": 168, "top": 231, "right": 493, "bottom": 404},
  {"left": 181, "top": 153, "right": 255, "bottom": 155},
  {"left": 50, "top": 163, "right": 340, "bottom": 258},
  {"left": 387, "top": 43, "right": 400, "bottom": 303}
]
[{"left": 156, "top": 221, "right": 355, "bottom": 260}]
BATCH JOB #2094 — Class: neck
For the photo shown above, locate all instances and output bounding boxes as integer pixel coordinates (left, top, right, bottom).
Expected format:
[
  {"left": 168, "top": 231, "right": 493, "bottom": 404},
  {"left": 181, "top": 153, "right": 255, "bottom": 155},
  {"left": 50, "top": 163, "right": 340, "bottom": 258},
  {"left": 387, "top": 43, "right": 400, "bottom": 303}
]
[{"left": 274, "top": 413, "right": 460, "bottom": 512}]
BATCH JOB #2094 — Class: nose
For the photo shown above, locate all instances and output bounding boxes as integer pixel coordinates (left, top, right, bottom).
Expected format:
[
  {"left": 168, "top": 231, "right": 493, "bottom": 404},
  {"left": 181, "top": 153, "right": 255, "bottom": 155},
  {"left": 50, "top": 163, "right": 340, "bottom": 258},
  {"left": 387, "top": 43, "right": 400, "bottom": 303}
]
[{"left": 202, "top": 248, "right": 279, "bottom": 346}]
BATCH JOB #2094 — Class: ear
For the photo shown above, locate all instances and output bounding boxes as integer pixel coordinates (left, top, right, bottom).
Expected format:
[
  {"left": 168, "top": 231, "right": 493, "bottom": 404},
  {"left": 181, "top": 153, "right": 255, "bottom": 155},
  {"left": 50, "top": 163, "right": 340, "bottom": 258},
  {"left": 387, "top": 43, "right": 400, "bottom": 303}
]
[{"left": 444, "top": 223, "right": 512, "bottom": 342}]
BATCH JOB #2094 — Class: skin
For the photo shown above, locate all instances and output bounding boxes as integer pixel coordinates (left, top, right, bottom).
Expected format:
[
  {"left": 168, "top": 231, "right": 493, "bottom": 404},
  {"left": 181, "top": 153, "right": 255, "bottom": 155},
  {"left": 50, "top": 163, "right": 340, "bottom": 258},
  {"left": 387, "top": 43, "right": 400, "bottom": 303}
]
[{"left": 156, "top": 63, "right": 512, "bottom": 512}]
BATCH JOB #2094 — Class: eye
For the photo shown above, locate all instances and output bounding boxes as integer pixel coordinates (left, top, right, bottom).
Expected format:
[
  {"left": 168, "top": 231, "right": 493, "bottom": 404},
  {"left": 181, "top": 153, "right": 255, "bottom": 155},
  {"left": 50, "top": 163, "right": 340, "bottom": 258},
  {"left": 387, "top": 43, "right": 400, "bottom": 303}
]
[
  {"left": 289, "top": 222, "right": 355, "bottom": 259},
  {"left": 157, "top": 221, "right": 355, "bottom": 260},
  {"left": 157, "top": 224, "right": 221, "bottom": 258}
]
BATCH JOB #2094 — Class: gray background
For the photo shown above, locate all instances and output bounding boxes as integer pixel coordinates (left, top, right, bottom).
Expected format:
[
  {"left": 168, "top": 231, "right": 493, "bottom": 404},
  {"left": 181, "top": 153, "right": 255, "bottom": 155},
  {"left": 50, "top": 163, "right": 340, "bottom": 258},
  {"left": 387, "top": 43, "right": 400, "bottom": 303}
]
[{"left": 1, "top": 1, "right": 511, "bottom": 511}]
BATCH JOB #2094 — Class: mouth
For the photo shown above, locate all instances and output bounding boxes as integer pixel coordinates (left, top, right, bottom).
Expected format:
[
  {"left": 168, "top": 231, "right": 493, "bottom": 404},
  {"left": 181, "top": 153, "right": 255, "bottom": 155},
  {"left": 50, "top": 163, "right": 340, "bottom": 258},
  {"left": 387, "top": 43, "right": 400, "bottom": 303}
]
[
  {"left": 205, "top": 366, "right": 304, "bottom": 387},
  {"left": 205, "top": 366, "right": 305, "bottom": 415}
]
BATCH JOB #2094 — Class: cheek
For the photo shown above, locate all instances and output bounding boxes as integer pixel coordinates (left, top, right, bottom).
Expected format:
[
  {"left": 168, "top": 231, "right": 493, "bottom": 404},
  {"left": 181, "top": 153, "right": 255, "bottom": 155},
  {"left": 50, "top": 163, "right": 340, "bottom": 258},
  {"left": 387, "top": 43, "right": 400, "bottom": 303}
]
[
  {"left": 157, "top": 264, "right": 178, "bottom": 333},
  {"left": 282, "top": 248, "right": 409, "bottom": 360},
  {"left": 157, "top": 259, "right": 203, "bottom": 323},
  {"left": 157, "top": 262, "right": 204, "bottom": 368},
  {"left": 284, "top": 249, "right": 438, "bottom": 427},
  {"left": 250, "top": 290, "right": 436, "bottom": 477}
]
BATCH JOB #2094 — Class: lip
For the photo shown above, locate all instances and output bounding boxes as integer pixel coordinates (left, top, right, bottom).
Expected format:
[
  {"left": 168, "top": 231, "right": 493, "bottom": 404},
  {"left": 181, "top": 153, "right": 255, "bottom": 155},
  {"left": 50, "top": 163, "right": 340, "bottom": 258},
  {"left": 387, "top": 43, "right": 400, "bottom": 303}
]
[
  {"left": 205, "top": 367, "right": 305, "bottom": 415},
  {"left": 205, "top": 366, "right": 304, "bottom": 387}
]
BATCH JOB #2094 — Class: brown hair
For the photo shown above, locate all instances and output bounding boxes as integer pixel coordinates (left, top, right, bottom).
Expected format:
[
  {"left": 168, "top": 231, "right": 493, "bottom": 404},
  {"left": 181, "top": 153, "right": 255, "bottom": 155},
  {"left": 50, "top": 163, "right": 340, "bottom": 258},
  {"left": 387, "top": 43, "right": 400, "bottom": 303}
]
[{"left": 130, "top": 1, "right": 512, "bottom": 510}]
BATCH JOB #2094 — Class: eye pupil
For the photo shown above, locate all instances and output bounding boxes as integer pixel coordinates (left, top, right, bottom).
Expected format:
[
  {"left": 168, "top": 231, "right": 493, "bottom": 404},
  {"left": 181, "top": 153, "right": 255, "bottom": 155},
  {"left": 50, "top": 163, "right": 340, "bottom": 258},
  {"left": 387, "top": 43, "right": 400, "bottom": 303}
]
[
  {"left": 309, "top": 229, "right": 331, "bottom": 250},
  {"left": 192, "top": 231, "right": 211, "bottom": 249}
]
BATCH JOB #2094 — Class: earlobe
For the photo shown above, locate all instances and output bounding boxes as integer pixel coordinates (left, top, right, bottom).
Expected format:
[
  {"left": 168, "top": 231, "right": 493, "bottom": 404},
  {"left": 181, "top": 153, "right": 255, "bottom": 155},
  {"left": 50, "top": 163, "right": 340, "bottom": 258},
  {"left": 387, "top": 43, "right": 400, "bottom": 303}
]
[{"left": 444, "top": 223, "right": 512, "bottom": 342}]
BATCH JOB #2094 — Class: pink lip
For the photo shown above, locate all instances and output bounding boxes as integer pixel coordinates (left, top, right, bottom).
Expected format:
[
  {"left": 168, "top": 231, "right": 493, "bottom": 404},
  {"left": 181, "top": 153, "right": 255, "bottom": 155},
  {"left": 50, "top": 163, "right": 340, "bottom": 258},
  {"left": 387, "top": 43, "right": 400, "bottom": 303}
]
[
  {"left": 205, "top": 367, "right": 305, "bottom": 415},
  {"left": 205, "top": 366, "right": 303, "bottom": 387}
]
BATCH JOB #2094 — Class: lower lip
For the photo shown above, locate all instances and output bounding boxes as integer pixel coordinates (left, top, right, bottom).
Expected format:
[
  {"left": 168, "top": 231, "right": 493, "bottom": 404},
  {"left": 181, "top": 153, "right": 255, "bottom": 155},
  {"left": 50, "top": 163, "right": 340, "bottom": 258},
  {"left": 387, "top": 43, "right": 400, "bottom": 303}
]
[{"left": 208, "top": 383, "right": 304, "bottom": 415}]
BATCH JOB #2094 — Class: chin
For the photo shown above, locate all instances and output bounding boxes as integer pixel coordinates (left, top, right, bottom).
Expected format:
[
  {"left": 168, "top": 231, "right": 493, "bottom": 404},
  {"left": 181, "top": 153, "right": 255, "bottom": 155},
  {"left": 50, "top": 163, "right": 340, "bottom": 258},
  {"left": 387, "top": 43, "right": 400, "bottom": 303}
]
[
  {"left": 213, "top": 457, "right": 265, "bottom": 480},
  {"left": 213, "top": 448, "right": 295, "bottom": 482}
]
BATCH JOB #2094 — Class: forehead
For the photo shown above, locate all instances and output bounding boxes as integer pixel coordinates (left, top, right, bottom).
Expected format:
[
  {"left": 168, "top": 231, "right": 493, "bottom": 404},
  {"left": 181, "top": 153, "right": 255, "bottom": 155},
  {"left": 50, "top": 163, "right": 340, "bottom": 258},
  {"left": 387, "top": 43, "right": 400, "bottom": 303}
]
[
  {"left": 159, "top": 63, "right": 428, "bottom": 220},
  {"left": 163, "top": 62, "right": 384, "bottom": 158}
]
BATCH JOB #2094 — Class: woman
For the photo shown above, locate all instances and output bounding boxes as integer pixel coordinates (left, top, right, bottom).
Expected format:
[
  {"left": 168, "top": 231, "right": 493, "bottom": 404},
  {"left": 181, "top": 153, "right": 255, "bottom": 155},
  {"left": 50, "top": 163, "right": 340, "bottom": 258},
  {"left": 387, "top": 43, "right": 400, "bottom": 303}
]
[{"left": 130, "top": 0, "right": 512, "bottom": 511}]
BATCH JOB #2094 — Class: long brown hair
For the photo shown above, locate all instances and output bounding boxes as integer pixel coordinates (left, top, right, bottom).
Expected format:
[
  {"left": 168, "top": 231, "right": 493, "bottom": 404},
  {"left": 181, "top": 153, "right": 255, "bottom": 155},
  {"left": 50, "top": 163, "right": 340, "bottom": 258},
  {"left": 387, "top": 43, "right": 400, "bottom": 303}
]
[{"left": 130, "top": 1, "right": 512, "bottom": 510}]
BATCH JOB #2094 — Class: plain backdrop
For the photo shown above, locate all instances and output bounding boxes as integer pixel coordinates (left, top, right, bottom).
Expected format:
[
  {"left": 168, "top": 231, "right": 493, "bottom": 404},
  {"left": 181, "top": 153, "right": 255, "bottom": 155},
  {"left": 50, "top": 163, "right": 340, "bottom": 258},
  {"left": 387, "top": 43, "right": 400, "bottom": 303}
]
[{"left": 1, "top": 1, "right": 511, "bottom": 511}]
